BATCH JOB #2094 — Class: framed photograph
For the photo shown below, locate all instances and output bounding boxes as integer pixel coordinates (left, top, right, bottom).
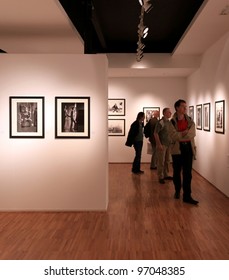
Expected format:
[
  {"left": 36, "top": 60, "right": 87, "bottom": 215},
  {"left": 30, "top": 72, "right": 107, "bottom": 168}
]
[
  {"left": 143, "top": 107, "right": 160, "bottom": 122},
  {"left": 108, "top": 119, "right": 125, "bottom": 136},
  {"left": 189, "top": 106, "right": 194, "bottom": 121},
  {"left": 9, "top": 96, "right": 44, "bottom": 138},
  {"left": 108, "top": 99, "right": 125, "bottom": 116},
  {"left": 203, "top": 103, "right": 210, "bottom": 131},
  {"left": 215, "top": 100, "right": 225, "bottom": 134},
  {"left": 196, "top": 104, "right": 202, "bottom": 130},
  {"left": 55, "top": 97, "right": 90, "bottom": 138}
]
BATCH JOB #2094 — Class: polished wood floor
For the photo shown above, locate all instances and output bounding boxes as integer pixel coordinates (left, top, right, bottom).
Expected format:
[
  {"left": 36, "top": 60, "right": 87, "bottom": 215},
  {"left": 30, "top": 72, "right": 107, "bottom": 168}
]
[{"left": 0, "top": 163, "right": 228, "bottom": 260}]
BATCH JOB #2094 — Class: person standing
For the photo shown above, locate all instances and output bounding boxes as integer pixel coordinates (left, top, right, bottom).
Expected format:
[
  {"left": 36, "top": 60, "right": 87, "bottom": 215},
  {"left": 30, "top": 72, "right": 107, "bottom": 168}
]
[
  {"left": 154, "top": 108, "right": 173, "bottom": 184},
  {"left": 149, "top": 110, "right": 160, "bottom": 169},
  {"left": 125, "top": 112, "right": 145, "bottom": 174},
  {"left": 169, "top": 99, "right": 199, "bottom": 205}
]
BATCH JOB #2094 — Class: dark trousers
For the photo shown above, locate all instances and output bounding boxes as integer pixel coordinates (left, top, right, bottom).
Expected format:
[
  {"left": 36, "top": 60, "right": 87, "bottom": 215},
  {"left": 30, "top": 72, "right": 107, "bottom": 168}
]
[
  {"left": 132, "top": 141, "right": 143, "bottom": 172},
  {"left": 172, "top": 142, "right": 193, "bottom": 199}
]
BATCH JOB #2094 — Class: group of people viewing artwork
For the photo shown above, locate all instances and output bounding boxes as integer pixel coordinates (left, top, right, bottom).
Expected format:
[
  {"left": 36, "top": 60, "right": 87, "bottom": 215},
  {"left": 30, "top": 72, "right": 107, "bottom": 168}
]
[{"left": 125, "top": 99, "right": 199, "bottom": 205}]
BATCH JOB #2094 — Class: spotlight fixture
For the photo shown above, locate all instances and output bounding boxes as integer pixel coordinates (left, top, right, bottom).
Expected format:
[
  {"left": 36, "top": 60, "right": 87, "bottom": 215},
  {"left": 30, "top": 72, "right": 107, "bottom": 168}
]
[
  {"left": 139, "top": 0, "right": 153, "bottom": 13},
  {"left": 136, "top": 1, "right": 153, "bottom": 62},
  {"left": 143, "top": 0, "right": 153, "bottom": 13}
]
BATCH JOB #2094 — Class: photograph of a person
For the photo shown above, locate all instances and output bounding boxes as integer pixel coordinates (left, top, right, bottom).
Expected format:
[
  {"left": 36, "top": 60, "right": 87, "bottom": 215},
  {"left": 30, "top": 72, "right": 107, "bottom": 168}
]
[
  {"left": 196, "top": 104, "right": 202, "bottom": 130},
  {"left": 215, "top": 100, "right": 225, "bottom": 134},
  {"left": 9, "top": 96, "right": 44, "bottom": 138},
  {"left": 17, "top": 102, "right": 37, "bottom": 132},
  {"left": 55, "top": 97, "right": 90, "bottom": 138},
  {"left": 203, "top": 102, "right": 210, "bottom": 131}
]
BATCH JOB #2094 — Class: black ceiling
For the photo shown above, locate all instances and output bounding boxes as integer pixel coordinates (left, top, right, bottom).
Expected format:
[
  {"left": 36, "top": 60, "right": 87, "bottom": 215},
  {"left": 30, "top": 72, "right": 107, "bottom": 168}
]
[{"left": 59, "top": 0, "right": 205, "bottom": 54}]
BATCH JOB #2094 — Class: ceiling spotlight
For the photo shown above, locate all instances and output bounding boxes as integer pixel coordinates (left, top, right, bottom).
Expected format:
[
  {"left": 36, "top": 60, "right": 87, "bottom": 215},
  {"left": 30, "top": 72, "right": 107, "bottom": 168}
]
[
  {"left": 137, "top": 42, "right": 145, "bottom": 50},
  {"left": 138, "top": 0, "right": 153, "bottom": 13},
  {"left": 136, "top": 1, "right": 152, "bottom": 62},
  {"left": 143, "top": 0, "right": 153, "bottom": 13},
  {"left": 138, "top": 25, "right": 149, "bottom": 38}
]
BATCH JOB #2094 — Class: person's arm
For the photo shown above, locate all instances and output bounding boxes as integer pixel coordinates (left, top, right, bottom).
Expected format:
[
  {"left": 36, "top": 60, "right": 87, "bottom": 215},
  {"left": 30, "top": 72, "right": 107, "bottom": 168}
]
[{"left": 154, "top": 122, "right": 163, "bottom": 150}]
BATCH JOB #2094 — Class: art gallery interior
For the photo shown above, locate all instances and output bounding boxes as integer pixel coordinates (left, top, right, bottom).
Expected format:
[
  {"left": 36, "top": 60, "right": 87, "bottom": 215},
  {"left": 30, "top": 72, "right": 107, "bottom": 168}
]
[{"left": 0, "top": 0, "right": 228, "bottom": 260}]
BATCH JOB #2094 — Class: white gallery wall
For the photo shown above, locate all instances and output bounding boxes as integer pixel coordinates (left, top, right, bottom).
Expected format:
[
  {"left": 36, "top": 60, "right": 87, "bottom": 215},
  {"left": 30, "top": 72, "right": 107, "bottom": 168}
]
[
  {"left": 0, "top": 54, "right": 109, "bottom": 210},
  {"left": 108, "top": 77, "right": 186, "bottom": 163},
  {"left": 187, "top": 32, "right": 229, "bottom": 197}
]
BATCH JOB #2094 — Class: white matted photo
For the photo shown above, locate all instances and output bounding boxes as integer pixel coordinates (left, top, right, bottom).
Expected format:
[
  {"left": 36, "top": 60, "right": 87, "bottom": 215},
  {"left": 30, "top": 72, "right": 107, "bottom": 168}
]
[
  {"left": 108, "top": 99, "right": 125, "bottom": 116},
  {"left": 9, "top": 96, "right": 45, "bottom": 138},
  {"left": 55, "top": 97, "right": 90, "bottom": 138},
  {"left": 215, "top": 100, "right": 225, "bottom": 134},
  {"left": 108, "top": 119, "right": 125, "bottom": 136}
]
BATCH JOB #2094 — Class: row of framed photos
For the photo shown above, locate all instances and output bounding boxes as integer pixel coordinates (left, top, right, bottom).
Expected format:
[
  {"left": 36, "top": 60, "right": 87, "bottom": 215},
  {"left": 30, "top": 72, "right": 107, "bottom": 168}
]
[
  {"left": 189, "top": 100, "right": 225, "bottom": 134},
  {"left": 9, "top": 96, "right": 90, "bottom": 138},
  {"left": 108, "top": 100, "right": 161, "bottom": 136},
  {"left": 108, "top": 98, "right": 126, "bottom": 136}
]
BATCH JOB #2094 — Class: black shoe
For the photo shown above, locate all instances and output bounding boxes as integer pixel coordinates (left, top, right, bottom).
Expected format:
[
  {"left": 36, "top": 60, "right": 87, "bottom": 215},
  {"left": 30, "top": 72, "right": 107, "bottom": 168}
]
[
  {"left": 183, "top": 197, "right": 199, "bottom": 205},
  {"left": 159, "top": 179, "right": 165, "bottom": 184},
  {"left": 174, "top": 192, "right": 180, "bottom": 199},
  {"left": 164, "top": 176, "right": 173, "bottom": 180},
  {"left": 132, "top": 170, "right": 144, "bottom": 174}
]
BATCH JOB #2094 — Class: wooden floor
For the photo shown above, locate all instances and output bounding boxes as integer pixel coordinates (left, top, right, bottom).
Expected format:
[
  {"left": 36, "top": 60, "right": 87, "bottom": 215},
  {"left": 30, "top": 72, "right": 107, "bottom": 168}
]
[{"left": 0, "top": 163, "right": 228, "bottom": 260}]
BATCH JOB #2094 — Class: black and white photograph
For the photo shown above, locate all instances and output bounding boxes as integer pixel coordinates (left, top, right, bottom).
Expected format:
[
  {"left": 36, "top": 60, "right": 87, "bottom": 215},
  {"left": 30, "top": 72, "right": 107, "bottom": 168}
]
[
  {"left": 143, "top": 107, "right": 160, "bottom": 122},
  {"left": 55, "top": 97, "right": 90, "bottom": 138},
  {"left": 196, "top": 104, "right": 202, "bottom": 130},
  {"left": 203, "top": 103, "right": 210, "bottom": 131},
  {"left": 108, "top": 99, "right": 125, "bottom": 116},
  {"left": 108, "top": 119, "right": 125, "bottom": 136},
  {"left": 215, "top": 100, "right": 225, "bottom": 134},
  {"left": 189, "top": 105, "right": 194, "bottom": 121},
  {"left": 9, "top": 96, "right": 44, "bottom": 138}
]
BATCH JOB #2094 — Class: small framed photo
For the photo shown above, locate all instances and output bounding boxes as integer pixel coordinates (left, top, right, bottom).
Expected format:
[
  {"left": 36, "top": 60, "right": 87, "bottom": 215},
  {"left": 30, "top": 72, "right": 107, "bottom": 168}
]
[
  {"left": 9, "top": 96, "right": 45, "bottom": 138},
  {"left": 215, "top": 100, "right": 225, "bottom": 134},
  {"left": 143, "top": 107, "right": 160, "bottom": 122},
  {"left": 189, "top": 106, "right": 194, "bottom": 121},
  {"left": 108, "top": 119, "right": 125, "bottom": 136},
  {"left": 108, "top": 99, "right": 125, "bottom": 116},
  {"left": 55, "top": 97, "right": 90, "bottom": 138},
  {"left": 203, "top": 103, "right": 210, "bottom": 131},
  {"left": 196, "top": 104, "right": 202, "bottom": 130}
]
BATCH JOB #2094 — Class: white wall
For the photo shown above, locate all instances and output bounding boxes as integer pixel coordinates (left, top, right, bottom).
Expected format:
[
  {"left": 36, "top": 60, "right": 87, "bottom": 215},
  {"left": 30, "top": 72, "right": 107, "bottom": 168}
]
[
  {"left": 187, "top": 32, "right": 229, "bottom": 197},
  {"left": 108, "top": 77, "right": 186, "bottom": 163},
  {"left": 0, "top": 54, "right": 109, "bottom": 210}
]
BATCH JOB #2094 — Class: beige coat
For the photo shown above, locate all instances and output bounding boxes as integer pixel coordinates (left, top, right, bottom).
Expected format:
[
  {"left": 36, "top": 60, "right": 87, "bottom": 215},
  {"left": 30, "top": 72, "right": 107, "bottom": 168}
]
[{"left": 168, "top": 113, "right": 196, "bottom": 159}]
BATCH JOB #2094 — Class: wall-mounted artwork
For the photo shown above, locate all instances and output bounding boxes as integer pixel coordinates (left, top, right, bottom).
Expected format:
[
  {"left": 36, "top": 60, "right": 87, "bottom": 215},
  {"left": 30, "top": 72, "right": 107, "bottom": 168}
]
[
  {"left": 108, "top": 119, "right": 125, "bottom": 136},
  {"left": 143, "top": 107, "right": 160, "bottom": 122},
  {"left": 215, "top": 100, "right": 225, "bottom": 134},
  {"left": 9, "top": 96, "right": 44, "bottom": 138},
  {"left": 55, "top": 97, "right": 90, "bottom": 138},
  {"left": 108, "top": 99, "right": 125, "bottom": 116},
  {"left": 196, "top": 104, "right": 202, "bottom": 130},
  {"left": 203, "top": 103, "right": 210, "bottom": 131},
  {"left": 189, "top": 106, "right": 194, "bottom": 121}
]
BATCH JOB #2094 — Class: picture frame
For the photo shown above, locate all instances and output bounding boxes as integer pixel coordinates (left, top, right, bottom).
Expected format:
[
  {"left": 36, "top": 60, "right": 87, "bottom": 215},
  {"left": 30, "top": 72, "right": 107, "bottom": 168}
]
[
  {"left": 55, "top": 97, "right": 90, "bottom": 138},
  {"left": 196, "top": 104, "right": 202, "bottom": 130},
  {"left": 215, "top": 100, "right": 225, "bottom": 134},
  {"left": 143, "top": 107, "right": 160, "bottom": 122},
  {"left": 108, "top": 119, "right": 125, "bottom": 136},
  {"left": 203, "top": 103, "right": 210, "bottom": 131},
  {"left": 189, "top": 106, "right": 194, "bottom": 121},
  {"left": 9, "top": 96, "right": 45, "bottom": 138},
  {"left": 108, "top": 98, "right": 125, "bottom": 116}
]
